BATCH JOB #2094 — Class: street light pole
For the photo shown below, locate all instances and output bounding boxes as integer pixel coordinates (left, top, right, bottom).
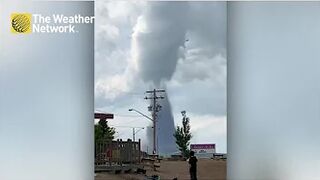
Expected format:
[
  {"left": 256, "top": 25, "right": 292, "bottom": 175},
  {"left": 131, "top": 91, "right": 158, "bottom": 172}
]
[
  {"left": 133, "top": 127, "right": 135, "bottom": 142},
  {"left": 132, "top": 127, "right": 145, "bottom": 142},
  {"left": 129, "top": 108, "right": 156, "bottom": 154},
  {"left": 111, "top": 125, "right": 144, "bottom": 142}
]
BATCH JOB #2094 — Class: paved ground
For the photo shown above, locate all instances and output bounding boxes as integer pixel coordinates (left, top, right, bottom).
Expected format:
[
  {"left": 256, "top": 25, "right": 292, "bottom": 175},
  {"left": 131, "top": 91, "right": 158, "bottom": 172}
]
[{"left": 95, "top": 159, "right": 226, "bottom": 180}]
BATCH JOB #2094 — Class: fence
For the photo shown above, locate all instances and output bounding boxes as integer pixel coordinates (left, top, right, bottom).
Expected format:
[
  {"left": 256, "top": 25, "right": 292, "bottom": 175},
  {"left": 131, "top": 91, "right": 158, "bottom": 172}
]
[{"left": 95, "top": 139, "right": 141, "bottom": 168}]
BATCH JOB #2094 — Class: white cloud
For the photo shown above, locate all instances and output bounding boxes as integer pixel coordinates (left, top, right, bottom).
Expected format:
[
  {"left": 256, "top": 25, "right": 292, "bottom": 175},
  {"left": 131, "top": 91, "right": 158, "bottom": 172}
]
[
  {"left": 95, "top": 74, "right": 129, "bottom": 100},
  {"left": 172, "top": 53, "right": 226, "bottom": 86}
]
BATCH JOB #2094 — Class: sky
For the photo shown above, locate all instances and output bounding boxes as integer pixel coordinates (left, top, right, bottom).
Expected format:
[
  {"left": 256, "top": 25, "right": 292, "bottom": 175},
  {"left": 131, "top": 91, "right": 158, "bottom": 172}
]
[{"left": 95, "top": 1, "right": 227, "bottom": 153}]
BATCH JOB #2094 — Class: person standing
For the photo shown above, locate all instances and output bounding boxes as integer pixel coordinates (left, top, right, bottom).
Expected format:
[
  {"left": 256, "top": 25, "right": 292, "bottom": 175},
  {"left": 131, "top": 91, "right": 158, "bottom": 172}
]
[{"left": 189, "top": 151, "right": 198, "bottom": 180}]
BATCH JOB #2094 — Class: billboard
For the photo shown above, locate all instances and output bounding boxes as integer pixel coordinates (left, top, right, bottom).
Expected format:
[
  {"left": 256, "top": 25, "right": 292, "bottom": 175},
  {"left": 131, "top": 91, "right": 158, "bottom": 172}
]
[{"left": 190, "top": 144, "right": 216, "bottom": 154}]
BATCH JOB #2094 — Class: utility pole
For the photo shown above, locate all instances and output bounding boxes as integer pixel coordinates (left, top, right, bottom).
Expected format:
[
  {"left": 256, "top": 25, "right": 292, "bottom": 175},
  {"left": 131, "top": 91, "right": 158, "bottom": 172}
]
[{"left": 145, "top": 89, "right": 165, "bottom": 155}]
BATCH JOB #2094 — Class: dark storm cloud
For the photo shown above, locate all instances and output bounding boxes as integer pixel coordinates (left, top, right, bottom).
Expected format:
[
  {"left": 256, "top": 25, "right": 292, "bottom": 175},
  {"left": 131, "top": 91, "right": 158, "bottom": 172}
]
[
  {"left": 187, "top": 2, "right": 226, "bottom": 56},
  {"left": 132, "top": 1, "right": 227, "bottom": 118},
  {"left": 134, "top": 2, "right": 226, "bottom": 86},
  {"left": 134, "top": 2, "right": 189, "bottom": 86}
]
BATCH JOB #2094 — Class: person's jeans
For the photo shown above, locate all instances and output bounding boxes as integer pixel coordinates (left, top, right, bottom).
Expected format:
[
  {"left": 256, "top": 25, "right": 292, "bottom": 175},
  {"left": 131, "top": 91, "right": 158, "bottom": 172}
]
[{"left": 190, "top": 170, "right": 197, "bottom": 180}]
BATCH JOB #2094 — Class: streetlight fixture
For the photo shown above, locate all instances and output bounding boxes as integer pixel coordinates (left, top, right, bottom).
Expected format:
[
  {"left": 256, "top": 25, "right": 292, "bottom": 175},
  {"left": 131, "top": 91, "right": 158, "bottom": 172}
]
[
  {"left": 133, "top": 127, "right": 144, "bottom": 142},
  {"left": 111, "top": 125, "right": 145, "bottom": 142},
  {"left": 129, "top": 108, "right": 157, "bottom": 155},
  {"left": 128, "top": 108, "right": 153, "bottom": 122}
]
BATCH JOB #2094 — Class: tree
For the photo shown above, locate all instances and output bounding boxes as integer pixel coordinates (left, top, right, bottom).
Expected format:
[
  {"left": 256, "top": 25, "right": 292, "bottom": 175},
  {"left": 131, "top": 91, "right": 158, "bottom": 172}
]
[
  {"left": 174, "top": 110, "right": 192, "bottom": 158},
  {"left": 95, "top": 119, "right": 116, "bottom": 142}
]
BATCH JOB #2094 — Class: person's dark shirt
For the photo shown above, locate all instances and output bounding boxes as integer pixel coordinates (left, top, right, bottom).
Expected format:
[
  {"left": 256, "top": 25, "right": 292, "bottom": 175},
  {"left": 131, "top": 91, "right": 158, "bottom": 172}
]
[{"left": 189, "top": 156, "right": 198, "bottom": 171}]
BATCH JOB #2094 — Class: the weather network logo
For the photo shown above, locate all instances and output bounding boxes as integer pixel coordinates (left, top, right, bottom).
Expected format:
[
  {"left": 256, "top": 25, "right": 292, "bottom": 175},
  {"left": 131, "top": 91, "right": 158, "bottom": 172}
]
[
  {"left": 10, "top": 12, "right": 94, "bottom": 34},
  {"left": 11, "top": 13, "right": 32, "bottom": 34}
]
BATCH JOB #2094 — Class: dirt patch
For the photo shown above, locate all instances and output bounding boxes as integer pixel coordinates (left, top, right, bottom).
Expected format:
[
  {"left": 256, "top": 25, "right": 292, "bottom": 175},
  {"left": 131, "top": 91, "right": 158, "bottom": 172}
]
[{"left": 95, "top": 159, "right": 226, "bottom": 180}]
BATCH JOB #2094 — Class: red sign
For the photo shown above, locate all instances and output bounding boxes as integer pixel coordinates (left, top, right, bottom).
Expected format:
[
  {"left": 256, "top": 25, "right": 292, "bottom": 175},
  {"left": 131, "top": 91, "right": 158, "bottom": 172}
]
[{"left": 94, "top": 113, "right": 114, "bottom": 120}]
